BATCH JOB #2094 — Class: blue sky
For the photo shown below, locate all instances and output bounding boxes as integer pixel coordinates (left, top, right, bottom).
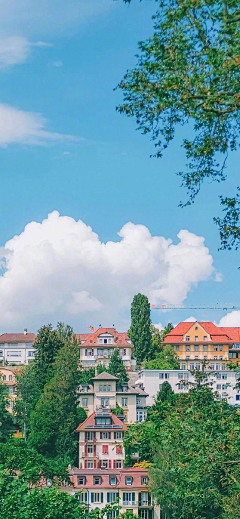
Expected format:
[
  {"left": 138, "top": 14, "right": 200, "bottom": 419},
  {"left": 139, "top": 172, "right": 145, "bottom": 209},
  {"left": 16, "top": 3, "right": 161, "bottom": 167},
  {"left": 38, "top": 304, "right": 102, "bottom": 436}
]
[{"left": 0, "top": 0, "right": 239, "bottom": 333}]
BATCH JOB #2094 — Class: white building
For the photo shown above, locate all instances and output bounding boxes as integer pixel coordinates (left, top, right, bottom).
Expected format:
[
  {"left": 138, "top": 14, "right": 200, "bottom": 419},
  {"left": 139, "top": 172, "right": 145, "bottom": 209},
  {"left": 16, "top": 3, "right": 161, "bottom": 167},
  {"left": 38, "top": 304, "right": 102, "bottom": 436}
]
[
  {"left": 0, "top": 331, "right": 36, "bottom": 365},
  {"left": 75, "top": 327, "right": 133, "bottom": 370},
  {"left": 78, "top": 371, "right": 148, "bottom": 424},
  {"left": 136, "top": 369, "right": 240, "bottom": 406}
]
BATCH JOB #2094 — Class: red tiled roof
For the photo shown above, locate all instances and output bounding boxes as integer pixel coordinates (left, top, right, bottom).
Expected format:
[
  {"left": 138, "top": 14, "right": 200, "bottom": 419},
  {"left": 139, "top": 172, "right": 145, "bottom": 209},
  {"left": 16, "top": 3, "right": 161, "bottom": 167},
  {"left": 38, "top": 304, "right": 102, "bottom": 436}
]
[
  {"left": 164, "top": 322, "right": 234, "bottom": 344},
  {"left": 0, "top": 333, "right": 36, "bottom": 344},
  {"left": 75, "top": 328, "right": 132, "bottom": 347},
  {"left": 219, "top": 327, "right": 240, "bottom": 343},
  {"left": 76, "top": 412, "right": 127, "bottom": 432}
]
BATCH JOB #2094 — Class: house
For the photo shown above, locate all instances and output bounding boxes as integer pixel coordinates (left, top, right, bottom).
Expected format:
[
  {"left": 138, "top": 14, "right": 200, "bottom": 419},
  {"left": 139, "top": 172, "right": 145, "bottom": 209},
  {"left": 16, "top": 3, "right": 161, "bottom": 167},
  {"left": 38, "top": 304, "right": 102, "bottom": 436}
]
[
  {"left": 136, "top": 369, "right": 240, "bottom": 406},
  {"left": 0, "top": 330, "right": 36, "bottom": 365},
  {"left": 0, "top": 366, "right": 19, "bottom": 412},
  {"left": 78, "top": 371, "right": 148, "bottom": 424},
  {"left": 69, "top": 466, "right": 159, "bottom": 519},
  {"left": 75, "top": 327, "right": 133, "bottom": 369},
  {"left": 164, "top": 321, "right": 240, "bottom": 369}
]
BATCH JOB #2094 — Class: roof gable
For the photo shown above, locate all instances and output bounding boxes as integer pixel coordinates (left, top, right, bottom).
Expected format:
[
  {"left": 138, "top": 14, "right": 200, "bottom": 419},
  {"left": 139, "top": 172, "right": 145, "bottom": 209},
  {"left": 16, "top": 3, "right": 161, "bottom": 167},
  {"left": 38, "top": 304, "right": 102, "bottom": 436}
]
[
  {"left": 92, "top": 371, "right": 118, "bottom": 380},
  {"left": 76, "top": 412, "right": 127, "bottom": 431}
]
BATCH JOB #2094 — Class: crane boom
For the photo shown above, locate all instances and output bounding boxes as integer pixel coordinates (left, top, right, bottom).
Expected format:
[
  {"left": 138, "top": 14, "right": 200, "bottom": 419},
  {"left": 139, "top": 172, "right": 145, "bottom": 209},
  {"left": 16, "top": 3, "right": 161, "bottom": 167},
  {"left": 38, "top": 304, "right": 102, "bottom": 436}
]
[{"left": 151, "top": 303, "right": 240, "bottom": 310}]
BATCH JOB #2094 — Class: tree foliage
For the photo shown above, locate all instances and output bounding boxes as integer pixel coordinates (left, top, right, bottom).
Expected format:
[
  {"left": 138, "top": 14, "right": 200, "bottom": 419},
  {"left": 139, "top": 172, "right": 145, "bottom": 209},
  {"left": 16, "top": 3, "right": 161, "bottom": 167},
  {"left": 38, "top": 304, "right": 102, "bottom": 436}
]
[
  {"left": 119, "top": 0, "right": 240, "bottom": 249},
  {"left": 34, "top": 324, "right": 65, "bottom": 392},
  {"left": 144, "top": 344, "right": 180, "bottom": 369},
  {"left": 149, "top": 322, "right": 174, "bottom": 359},
  {"left": 108, "top": 349, "right": 129, "bottom": 385},
  {"left": 0, "top": 376, "right": 13, "bottom": 442},
  {"left": 129, "top": 293, "right": 151, "bottom": 367}
]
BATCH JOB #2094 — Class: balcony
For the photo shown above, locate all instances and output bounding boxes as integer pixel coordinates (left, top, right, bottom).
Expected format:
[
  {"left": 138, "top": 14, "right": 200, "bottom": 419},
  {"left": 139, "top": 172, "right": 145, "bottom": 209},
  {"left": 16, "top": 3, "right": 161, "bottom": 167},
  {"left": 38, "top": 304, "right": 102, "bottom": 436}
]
[{"left": 122, "top": 501, "right": 137, "bottom": 506}]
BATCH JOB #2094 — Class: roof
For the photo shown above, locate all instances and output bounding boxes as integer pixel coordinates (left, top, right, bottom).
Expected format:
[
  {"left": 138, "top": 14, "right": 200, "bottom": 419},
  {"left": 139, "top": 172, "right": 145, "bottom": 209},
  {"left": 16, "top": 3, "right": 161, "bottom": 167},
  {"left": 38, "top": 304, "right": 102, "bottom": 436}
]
[
  {"left": 75, "top": 328, "right": 132, "bottom": 348},
  {"left": 76, "top": 412, "right": 127, "bottom": 432},
  {"left": 164, "top": 321, "right": 235, "bottom": 344},
  {"left": 69, "top": 467, "right": 148, "bottom": 490},
  {"left": 0, "top": 333, "right": 36, "bottom": 344},
  {"left": 92, "top": 372, "right": 118, "bottom": 381},
  {"left": 220, "top": 327, "right": 240, "bottom": 343}
]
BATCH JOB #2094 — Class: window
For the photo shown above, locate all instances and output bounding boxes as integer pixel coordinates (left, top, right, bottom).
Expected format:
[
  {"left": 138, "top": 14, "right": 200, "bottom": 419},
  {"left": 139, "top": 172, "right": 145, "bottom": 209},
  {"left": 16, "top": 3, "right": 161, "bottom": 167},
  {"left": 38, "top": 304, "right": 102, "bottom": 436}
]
[
  {"left": 219, "top": 345, "right": 223, "bottom": 351},
  {"left": 102, "top": 445, "right": 108, "bottom": 454},
  {"left": 91, "top": 493, "right": 103, "bottom": 503},
  {"left": 195, "top": 326, "right": 198, "bottom": 331},
  {"left": 8, "top": 386, "right": 15, "bottom": 394},
  {"left": 99, "top": 384, "right": 111, "bottom": 392},
  {"left": 165, "top": 373, "right": 169, "bottom": 379},
  {"left": 222, "top": 384, "right": 227, "bottom": 390},
  {"left": 178, "top": 373, "right": 183, "bottom": 379},
  {"left": 115, "top": 460, "right": 122, "bottom": 469},
  {"left": 216, "top": 373, "right": 221, "bottom": 379},
  {"left": 87, "top": 461, "right": 94, "bottom": 468},
  {"left": 8, "top": 375, "right": 12, "bottom": 381},
  {"left": 195, "top": 336, "right": 198, "bottom": 342},
  {"left": 204, "top": 356, "right": 207, "bottom": 360},
  {"left": 216, "top": 364, "right": 221, "bottom": 371},
  {"left": 186, "top": 336, "right": 190, "bottom": 342},
  {"left": 195, "top": 356, "right": 199, "bottom": 360},
  {"left": 221, "top": 364, "right": 226, "bottom": 370},
  {"left": 204, "top": 336, "right": 207, "bottom": 341},
  {"left": 196, "top": 364, "right": 200, "bottom": 371},
  {"left": 7, "top": 351, "right": 21, "bottom": 357},
  {"left": 94, "top": 477, "right": 102, "bottom": 486},
  {"left": 214, "top": 356, "right": 218, "bottom": 361},
  {"left": 139, "top": 510, "right": 153, "bottom": 519},
  {"left": 229, "top": 352, "right": 237, "bottom": 358},
  {"left": 79, "top": 493, "right": 88, "bottom": 504},
  {"left": 236, "top": 395, "right": 240, "bottom": 401},
  {"left": 77, "top": 476, "right": 86, "bottom": 486},
  {"left": 2, "top": 375, "right": 6, "bottom": 381},
  {"left": 114, "top": 432, "right": 122, "bottom": 439},
  {"left": 87, "top": 445, "right": 93, "bottom": 454},
  {"left": 82, "top": 385, "right": 88, "bottom": 393},
  {"left": 125, "top": 477, "right": 133, "bottom": 486},
  {"left": 137, "top": 410, "right": 145, "bottom": 422},
  {"left": 195, "top": 345, "right": 199, "bottom": 352},
  {"left": 222, "top": 374, "right": 227, "bottom": 380},
  {"left": 102, "top": 460, "right": 109, "bottom": 469},
  {"left": 159, "top": 373, "right": 164, "bottom": 379},
  {"left": 203, "top": 344, "right": 208, "bottom": 351},
  {"left": 86, "top": 431, "right": 93, "bottom": 441},
  {"left": 214, "top": 346, "right": 218, "bottom": 351},
  {"left": 178, "top": 384, "right": 184, "bottom": 390},
  {"left": 159, "top": 384, "right": 162, "bottom": 390},
  {"left": 141, "top": 476, "right": 149, "bottom": 485},
  {"left": 95, "top": 417, "right": 111, "bottom": 425},
  {"left": 183, "top": 373, "right": 189, "bottom": 380},
  {"left": 210, "top": 363, "right": 214, "bottom": 370},
  {"left": 186, "top": 356, "right": 190, "bottom": 360},
  {"left": 122, "top": 492, "right": 136, "bottom": 505},
  {"left": 109, "top": 477, "right": 117, "bottom": 486},
  {"left": 116, "top": 445, "right": 122, "bottom": 454},
  {"left": 140, "top": 492, "right": 150, "bottom": 506},
  {"left": 82, "top": 398, "right": 88, "bottom": 407},
  {"left": 190, "top": 364, "right": 194, "bottom": 370},
  {"left": 216, "top": 384, "right": 221, "bottom": 390},
  {"left": 219, "top": 356, "right": 223, "bottom": 361},
  {"left": 101, "top": 397, "right": 109, "bottom": 407},
  {"left": 107, "top": 492, "right": 118, "bottom": 502},
  {"left": 122, "top": 397, "right": 128, "bottom": 407},
  {"left": 101, "top": 431, "right": 111, "bottom": 439},
  {"left": 186, "top": 345, "right": 190, "bottom": 351},
  {"left": 0, "top": 351, "right": 3, "bottom": 356},
  {"left": 176, "top": 345, "right": 179, "bottom": 351},
  {"left": 28, "top": 351, "right": 35, "bottom": 357},
  {"left": 181, "top": 363, "right": 186, "bottom": 370}
]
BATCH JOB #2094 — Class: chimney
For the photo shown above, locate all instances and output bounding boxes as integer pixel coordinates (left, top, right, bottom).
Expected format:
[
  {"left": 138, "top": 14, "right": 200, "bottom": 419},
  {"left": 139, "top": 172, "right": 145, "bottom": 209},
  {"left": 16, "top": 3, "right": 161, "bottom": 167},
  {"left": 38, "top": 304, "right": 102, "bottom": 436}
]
[{"left": 24, "top": 328, "right": 27, "bottom": 335}]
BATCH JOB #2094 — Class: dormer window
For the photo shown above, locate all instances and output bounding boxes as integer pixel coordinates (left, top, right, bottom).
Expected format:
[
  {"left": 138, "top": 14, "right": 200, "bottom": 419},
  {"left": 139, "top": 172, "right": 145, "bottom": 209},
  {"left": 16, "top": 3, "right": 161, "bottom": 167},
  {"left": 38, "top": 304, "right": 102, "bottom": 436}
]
[
  {"left": 125, "top": 477, "right": 133, "bottom": 486},
  {"left": 82, "top": 385, "right": 88, "bottom": 393},
  {"left": 94, "top": 477, "right": 102, "bottom": 486},
  {"left": 110, "top": 476, "right": 117, "bottom": 485},
  {"left": 122, "top": 385, "right": 128, "bottom": 392}
]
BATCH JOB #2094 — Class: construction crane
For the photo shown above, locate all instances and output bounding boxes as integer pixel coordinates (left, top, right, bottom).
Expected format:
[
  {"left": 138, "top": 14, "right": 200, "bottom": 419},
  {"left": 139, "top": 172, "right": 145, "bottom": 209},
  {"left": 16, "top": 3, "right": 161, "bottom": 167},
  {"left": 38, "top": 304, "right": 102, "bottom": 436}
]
[{"left": 151, "top": 303, "right": 240, "bottom": 310}]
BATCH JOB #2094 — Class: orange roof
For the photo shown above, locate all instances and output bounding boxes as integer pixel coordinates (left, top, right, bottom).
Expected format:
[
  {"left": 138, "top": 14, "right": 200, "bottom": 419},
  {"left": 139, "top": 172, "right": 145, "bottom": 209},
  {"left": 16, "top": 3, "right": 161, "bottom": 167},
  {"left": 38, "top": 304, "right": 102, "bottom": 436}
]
[
  {"left": 0, "top": 333, "right": 36, "bottom": 344},
  {"left": 164, "top": 322, "right": 235, "bottom": 344},
  {"left": 75, "top": 327, "right": 132, "bottom": 347},
  {"left": 219, "top": 327, "right": 240, "bottom": 343},
  {"left": 76, "top": 412, "right": 127, "bottom": 432}
]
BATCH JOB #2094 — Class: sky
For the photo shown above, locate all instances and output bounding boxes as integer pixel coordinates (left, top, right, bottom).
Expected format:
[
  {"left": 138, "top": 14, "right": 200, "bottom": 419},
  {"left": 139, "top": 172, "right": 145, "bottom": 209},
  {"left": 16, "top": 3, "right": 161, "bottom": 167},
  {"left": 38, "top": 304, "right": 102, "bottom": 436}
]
[{"left": 0, "top": 0, "right": 239, "bottom": 334}]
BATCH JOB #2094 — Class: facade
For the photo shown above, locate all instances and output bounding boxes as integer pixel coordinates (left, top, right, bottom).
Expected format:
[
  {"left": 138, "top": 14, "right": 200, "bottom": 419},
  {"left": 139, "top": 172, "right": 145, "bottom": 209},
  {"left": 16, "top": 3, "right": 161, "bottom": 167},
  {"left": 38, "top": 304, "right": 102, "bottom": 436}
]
[
  {"left": 0, "top": 366, "right": 19, "bottom": 412},
  {"left": 69, "top": 466, "right": 158, "bottom": 519},
  {"left": 75, "top": 328, "right": 133, "bottom": 369},
  {"left": 0, "top": 330, "right": 36, "bottom": 365},
  {"left": 136, "top": 369, "right": 240, "bottom": 406},
  {"left": 78, "top": 371, "right": 148, "bottom": 424},
  {"left": 164, "top": 321, "right": 240, "bottom": 369}
]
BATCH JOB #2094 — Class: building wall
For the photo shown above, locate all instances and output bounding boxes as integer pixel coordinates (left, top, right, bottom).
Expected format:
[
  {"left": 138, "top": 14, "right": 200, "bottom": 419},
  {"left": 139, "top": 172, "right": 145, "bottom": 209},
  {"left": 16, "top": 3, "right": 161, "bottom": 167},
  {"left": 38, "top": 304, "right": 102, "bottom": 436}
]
[
  {"left": 137, "top": 369, "right": 240, "bottom": 406},
  {"left": 0, "top": 367, "right": 18, "bottom": 412},
  {"left": 0, "top": 343, "right": 35, "bottom": 365}
]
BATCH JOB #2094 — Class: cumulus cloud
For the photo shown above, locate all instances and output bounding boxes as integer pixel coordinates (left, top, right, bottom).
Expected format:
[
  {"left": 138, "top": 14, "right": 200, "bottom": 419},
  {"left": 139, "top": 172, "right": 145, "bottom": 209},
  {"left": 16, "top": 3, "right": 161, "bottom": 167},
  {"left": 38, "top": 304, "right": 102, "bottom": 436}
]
[
  {"left": 217, "top": 311, "right": 240, "bottom": 327},
  {"left": 184, "top": 316, "right": 197, "bottom": 322},
  {"left": 0, "top": 36, "right": 52, "bottom": 67},
  {"left": 0, "top": 211, "right": 219, "bottom": 330},
  {"left": 0, "top": 104, "right": 80, "bottom": 146}
]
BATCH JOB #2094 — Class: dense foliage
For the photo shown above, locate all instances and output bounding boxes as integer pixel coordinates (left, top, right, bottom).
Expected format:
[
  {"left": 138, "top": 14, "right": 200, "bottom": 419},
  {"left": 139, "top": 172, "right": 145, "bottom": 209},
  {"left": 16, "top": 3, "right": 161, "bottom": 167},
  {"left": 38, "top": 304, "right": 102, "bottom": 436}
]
[
  {"left": 108, "top": 349, "right": 129, "bottom": 385},
  {"left": 129, "top": 293, "right": 152, "bottom": 367},
  {"left": 145, "top": 344, "right": 179, "bottom": 369},
  {"left": 119, "top": 0, "right": 240, "bottom": 249}
]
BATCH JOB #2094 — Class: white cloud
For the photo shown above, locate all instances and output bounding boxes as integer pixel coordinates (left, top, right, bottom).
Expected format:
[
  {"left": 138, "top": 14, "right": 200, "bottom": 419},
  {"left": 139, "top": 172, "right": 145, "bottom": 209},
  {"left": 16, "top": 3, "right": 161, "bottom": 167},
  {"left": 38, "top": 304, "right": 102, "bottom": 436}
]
[
  {"left": 217, "top": 311, "right": 240, "bottom": 327},
  {"left": 0, "top": 211, "right": 218, "bottom": 330},
  {"left": 184, "top": 316, "right": 197, "bottom": 322},
  {"left": 0, "top": 103, "right": 80, "bottom": 146},
  {"left": 50, "top": 60, "right": 63, "bottom": 68},
  {"left": 0, "top": 36, "right": 52, "bottom": 67}
]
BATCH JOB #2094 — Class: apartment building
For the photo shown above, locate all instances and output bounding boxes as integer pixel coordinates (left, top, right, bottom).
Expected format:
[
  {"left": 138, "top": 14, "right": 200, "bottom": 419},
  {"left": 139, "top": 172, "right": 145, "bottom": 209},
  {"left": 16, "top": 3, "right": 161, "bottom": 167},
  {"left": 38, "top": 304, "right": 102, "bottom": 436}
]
[
  {"left": 69, "top": 466, "right": 158, "bottom": 519},
  {"left": 137, "top": 369, "right": 240, "bottom": 406},
  {"left": 164, "top": 321, "right": 240, "bottom": 369},
  {"left": 78, "top": 371, "right": 148, "bottom": 424},
  {"left": 0, "top": 366, "right": 19, "bottom": 412},
  {"left": 75, "top": 327, "right": 133, "bottom": 369},
  {"left": 0, "top": 330, "right": 36, "bottom": 365}
]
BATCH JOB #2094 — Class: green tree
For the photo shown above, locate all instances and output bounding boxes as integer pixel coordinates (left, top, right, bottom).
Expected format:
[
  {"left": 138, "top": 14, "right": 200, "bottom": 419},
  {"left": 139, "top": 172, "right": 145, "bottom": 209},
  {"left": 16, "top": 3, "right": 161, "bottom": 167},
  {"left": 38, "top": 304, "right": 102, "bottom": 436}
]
[
  {"left": 144, "top": 344, "right": 180, "bottom": 370},
  {"left": 149, "top": 323, "right": 174, "bottom": 360},
  {"left": 129, "top": 293, "right": 151, "bottom": 367},
  {"left": 29, "top": 339, "right": 80, "bottom": 462},
  {"left": 108, "top": 349, "right": 129, "bottom": 385},
  {"left": 34, "top": 324, "right": 65, "bottom": 392},
  {"left": 14, "top": 363, "right": 40, "bottom": 439},
  {"left": 119, "top": 0, "right": 240, "bottom": 249},
  {"left": 0, "top": 376, "right": 13, "bottom": 442}
]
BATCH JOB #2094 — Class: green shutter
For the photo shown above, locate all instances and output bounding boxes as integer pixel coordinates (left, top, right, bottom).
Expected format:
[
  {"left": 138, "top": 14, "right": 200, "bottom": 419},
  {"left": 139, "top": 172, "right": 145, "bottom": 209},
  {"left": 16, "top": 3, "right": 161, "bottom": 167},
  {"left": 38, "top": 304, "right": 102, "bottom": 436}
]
[
  {"left": 132, "top": 492, "right": 135, "bottom": 503},
  {"left": 91, "top": 492, "right": 94, "bottom": 503},
  {"left": 85, "top": 493, "right": 88, "bottom": 503},
  {"left": 101, "top": 492, "right": 104, "bottom": 503},
  {"left": 107, "top": 493, "right": 110, "bottom": 503}
]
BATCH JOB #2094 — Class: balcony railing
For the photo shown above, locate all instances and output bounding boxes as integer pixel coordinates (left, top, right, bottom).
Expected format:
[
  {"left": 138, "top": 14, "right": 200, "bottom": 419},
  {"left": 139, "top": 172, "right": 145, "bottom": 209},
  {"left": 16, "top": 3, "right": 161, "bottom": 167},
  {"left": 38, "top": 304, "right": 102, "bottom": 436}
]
[{"left": 122, "top": 501, "right": 137, "bottom": 506}]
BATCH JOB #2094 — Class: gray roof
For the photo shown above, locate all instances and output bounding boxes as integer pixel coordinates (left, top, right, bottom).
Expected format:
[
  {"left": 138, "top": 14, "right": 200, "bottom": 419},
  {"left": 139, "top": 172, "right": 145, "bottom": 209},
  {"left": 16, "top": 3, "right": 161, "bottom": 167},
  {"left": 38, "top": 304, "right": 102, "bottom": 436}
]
[
  {"left": 133, "top": 385, "right": 148, "bottom": 396},
  {"left": 92, "top": 371, "right": 118, "bottom": 381}
]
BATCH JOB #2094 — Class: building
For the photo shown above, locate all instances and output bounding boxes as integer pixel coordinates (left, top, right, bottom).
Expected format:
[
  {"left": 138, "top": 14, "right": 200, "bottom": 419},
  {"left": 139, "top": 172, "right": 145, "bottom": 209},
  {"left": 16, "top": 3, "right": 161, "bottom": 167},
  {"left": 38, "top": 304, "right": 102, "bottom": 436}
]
[
  {"left": 75, "top": 328, "right": 133, "bottom": 369},
  {"left": 69, "top": 466, "right": 158, "bottom": 519},
  {"left": 77, "top": 407, "right": 127, "bottom": 470},
  {"left": 78, "top": 371, "right": 148, "bottom": 424},
  {"left": 0, "top": 366, "right": 19, "bottom": 412},
  {"left": 164, "top": 321, "right": 240, "bottom": 369},
  {"left": 136, "top": 369, "right": 240, "bottom": 406},
  {"left": 0, "top": 330, "right": 36, "bottom": 365}
]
